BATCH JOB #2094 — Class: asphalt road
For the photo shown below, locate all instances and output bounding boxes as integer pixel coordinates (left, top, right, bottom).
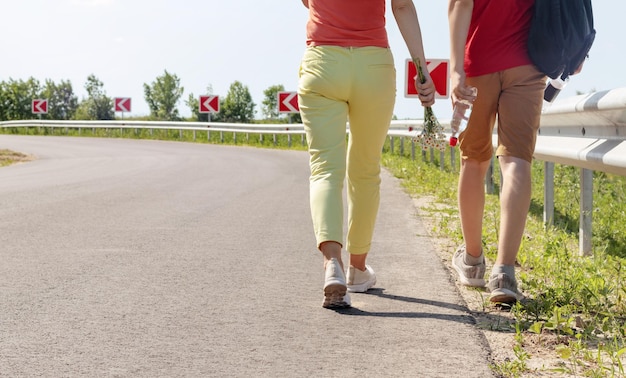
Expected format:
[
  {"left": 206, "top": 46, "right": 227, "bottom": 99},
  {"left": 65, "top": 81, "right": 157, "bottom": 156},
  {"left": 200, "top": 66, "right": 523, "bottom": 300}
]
[{"left": 0, "top": 135, "right": 494, "bottom": 377}]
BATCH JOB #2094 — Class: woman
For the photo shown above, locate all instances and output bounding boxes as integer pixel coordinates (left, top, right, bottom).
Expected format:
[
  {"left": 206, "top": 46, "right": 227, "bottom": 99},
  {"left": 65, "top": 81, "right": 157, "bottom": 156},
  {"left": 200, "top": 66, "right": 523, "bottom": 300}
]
[{"left": 298, "top": 0, "right": 435, "bottom": 308}]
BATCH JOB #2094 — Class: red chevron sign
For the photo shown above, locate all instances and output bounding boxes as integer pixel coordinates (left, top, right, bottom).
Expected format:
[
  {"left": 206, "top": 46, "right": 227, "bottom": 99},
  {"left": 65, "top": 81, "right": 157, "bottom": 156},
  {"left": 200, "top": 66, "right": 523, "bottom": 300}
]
[
  {"left": 405, "top": 59, "right": 449, "bottom": 99},
  {"left": 114, "top": 97, "right": 131, "bottom": 112},
  {"left": 199, "top": 95, "right": 219, "bottom": 113},
  {"left": 278, "top": 91, "right": 299, "bottom": 113},
  {"left": 32, "top": 99, "right": 48, "bottom": 114}
]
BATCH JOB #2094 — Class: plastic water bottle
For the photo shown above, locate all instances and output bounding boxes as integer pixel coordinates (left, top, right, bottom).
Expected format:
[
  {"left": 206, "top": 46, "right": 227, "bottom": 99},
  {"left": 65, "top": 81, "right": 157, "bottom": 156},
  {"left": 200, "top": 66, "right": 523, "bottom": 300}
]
[
  {"left": 449, "top": 87, "right": 477, "bottom": 147},
  {"left": 544, "top": 76, "right": 569, "bottom": 102}
]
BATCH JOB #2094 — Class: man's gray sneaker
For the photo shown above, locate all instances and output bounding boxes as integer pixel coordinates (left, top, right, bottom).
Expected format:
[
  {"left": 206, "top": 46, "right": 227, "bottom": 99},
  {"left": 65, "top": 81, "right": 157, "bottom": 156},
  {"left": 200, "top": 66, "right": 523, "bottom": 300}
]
[
  {"left": 452, "top": 245, "right": 486, "bottom": 287},
  {"left": 487, "top": 273, "right": 522, "bottom": 304}
]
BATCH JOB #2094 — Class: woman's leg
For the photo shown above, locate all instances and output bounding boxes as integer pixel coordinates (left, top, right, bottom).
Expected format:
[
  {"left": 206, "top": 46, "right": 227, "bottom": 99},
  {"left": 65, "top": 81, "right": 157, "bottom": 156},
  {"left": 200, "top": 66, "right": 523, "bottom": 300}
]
[
  {"left": 298, "top": 46, "right": 353, "bottom": 307},
  {"left": 345, "top": 47, "right": 396, "bottom": 267}
]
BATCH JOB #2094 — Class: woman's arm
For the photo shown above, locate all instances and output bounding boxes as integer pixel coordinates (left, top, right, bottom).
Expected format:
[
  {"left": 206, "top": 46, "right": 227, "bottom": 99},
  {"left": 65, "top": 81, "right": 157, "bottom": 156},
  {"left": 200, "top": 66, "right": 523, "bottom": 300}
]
[{"left": 391, "top": 0, "right": 435, "bottom": 107}]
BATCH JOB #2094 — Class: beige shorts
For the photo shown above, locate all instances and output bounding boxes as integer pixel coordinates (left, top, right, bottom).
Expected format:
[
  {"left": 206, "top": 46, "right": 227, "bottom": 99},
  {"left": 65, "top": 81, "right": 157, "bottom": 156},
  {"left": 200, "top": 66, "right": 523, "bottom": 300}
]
[{"left": 460, "top": 65, "right": 546, "bottom": 163}]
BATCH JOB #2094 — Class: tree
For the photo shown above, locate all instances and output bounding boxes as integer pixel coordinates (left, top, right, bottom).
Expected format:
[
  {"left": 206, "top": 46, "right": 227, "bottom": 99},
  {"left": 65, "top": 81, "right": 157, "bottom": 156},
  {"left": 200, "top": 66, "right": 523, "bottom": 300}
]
[
  {"left": 260, "top": 84, "right": 302, "bottom": 123},
  {"left": 74, "top": 74, "right": 114, "bottom": 120},
  {"left": 41, "top": 79, "right": 78, "bottom": 120},
  {"left": 261, "top": 84, "right": 284, "bottom": 120},
  {"left": 0, "top": 82, "right": 5, "bottom": 120},
  {"left": 220, "top": 81, "right": 255, "bottom": 123},
  {"left": 186, "top": 84, "right": 214, "bottom": 122},
  {"left": 0, "top": 77, "right": 41, "bottom": 120},
  {"left": 143, "top": 70, "right": 184, "bottom": 121}
]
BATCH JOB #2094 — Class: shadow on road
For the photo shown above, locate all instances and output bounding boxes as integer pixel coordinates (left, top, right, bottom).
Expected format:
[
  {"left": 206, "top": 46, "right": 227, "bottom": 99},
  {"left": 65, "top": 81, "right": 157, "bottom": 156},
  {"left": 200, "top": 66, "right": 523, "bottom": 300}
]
[{"left": 332, "top": 288, "right": 476, "bottom": 323}]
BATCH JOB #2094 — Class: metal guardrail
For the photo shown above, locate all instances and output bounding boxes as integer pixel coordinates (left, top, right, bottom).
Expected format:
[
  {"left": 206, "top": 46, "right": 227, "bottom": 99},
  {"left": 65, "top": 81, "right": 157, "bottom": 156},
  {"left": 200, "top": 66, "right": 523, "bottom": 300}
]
[
  {"left": 2, "top": 87, "right": 626, "bottom": 255},
  {"left": 536, "top": 88, "right": 626, "bottom": 255},
  {"left": 0, "top": 119, "right": 418, "bottom": 134},
  {"left": 536, "top": 87, "right": 626, "bottom": 175}
]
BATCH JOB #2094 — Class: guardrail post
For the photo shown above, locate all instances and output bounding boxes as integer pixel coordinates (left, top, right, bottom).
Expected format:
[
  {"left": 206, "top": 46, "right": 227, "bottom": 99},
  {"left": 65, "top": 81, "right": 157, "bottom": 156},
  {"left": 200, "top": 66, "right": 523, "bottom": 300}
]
[
  {"left": 439, "top": 150, "right": 445, "bottom": 171},
  {"left": 543, "top": 162, "right": 555, "bottom": 227},
  {"left": 450, "top": 147, "right": 457, "bottom": 173},
  {"left": 580, "top": 168, "right": 593, "bottom": 256},
  {"left": 389, "top": 136, "right": 395, "bottom": 154}
]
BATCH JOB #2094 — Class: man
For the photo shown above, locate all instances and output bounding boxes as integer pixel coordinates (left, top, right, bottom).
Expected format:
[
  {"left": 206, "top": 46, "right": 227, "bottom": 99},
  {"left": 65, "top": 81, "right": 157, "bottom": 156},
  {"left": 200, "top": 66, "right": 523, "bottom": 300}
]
[{"left": 448, "top": 0, "right": 546, "bottom": 303}]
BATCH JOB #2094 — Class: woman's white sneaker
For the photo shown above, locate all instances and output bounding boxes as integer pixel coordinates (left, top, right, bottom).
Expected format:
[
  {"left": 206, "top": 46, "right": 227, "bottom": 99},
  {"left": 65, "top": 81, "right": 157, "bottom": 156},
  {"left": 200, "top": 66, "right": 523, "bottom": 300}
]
[
  {"left": 346, "top": 265, "right": 377, "bottom": 293},
  {"left": 322, "top": 258, "right": 350, "bottom": 308}
]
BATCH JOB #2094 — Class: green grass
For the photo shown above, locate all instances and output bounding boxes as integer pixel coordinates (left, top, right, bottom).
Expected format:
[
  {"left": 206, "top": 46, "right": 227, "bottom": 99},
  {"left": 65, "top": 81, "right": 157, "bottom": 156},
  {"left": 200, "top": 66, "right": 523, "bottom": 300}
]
[
  {"left": 382, "top": 138, "right": 626, "bottom": 377},
  {"left": 2, "top": 125, "right": 625, "bottom": 376}
]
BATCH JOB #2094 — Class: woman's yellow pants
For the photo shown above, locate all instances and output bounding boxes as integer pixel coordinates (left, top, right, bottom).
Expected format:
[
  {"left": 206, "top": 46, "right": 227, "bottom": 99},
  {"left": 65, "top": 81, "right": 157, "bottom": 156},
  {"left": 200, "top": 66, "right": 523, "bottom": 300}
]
[{"left": 298, "top": 45, "right": 396, "bottom": 255}]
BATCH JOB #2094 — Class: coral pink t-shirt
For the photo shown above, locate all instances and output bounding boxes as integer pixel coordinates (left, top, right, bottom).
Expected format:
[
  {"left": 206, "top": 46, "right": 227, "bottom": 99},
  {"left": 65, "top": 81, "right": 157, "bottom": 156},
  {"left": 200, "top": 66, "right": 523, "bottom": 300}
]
[
  {"left": 465, "top": 0, "right": 535, "bottom": 77},
  {"left": 305, "top": 0, "right": 389, "bottom": 48}
]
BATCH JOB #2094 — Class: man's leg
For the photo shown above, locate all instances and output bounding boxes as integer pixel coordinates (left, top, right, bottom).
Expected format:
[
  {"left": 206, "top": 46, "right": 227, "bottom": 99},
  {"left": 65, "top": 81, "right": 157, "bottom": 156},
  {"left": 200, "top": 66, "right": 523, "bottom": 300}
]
[
  {"left": 496, "top": 155, "right": 532, "bottom": 266},
  {"left": 486, "top": 156, "right": 531, "bottom": 303},
  {"left": 458, "top": 158, "right": 491, "bottom": 257}
]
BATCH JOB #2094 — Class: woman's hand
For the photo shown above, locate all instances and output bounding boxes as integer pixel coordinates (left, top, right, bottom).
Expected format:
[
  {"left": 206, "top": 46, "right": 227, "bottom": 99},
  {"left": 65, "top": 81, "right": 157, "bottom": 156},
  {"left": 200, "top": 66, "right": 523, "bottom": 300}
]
[{"left": 415, "top": 72, "right": 436, "bottom": 107}]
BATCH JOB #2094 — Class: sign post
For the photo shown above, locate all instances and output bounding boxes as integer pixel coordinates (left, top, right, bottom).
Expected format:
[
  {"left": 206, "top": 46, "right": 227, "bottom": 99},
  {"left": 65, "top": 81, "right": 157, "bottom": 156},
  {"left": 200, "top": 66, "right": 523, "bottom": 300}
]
[{"left": 404, "top": 59, "right": 450, "bottom": 99}]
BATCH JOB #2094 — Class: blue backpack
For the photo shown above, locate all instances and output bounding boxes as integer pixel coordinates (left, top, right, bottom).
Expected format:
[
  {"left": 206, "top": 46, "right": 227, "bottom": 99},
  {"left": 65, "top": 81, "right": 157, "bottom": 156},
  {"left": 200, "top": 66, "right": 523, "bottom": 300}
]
[{"left": 527, "top": 0, "right": 596, "bottom": 80}]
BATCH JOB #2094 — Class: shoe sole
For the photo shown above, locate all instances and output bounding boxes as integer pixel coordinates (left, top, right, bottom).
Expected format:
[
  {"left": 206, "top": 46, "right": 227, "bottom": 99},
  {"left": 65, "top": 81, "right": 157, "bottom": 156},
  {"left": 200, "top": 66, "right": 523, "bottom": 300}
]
[
  {"left": 489, "top": 288, "right": 521, "bottom": 304},
  {"left": 322, "top": 283, "right": 349, "bottom": 308},
  {"left": 452, "top": 263, "right": 486, "bottom": 287}
]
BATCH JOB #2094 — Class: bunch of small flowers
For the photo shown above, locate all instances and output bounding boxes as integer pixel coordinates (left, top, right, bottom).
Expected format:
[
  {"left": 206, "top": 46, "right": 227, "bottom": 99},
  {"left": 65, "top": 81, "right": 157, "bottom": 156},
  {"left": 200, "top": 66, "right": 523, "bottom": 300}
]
[
  {"left": 412, "top": 58, "right": 447, "bottom": 151},
  {"left": 414, "top": 107, "right": 448, "bottom": 151}
]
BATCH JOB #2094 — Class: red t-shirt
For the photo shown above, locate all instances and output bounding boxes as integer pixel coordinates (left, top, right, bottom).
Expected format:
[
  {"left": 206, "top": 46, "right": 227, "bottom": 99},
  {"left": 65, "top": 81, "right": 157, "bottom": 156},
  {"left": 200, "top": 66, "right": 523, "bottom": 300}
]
[
  {"left": 305, "top": 0, "right": 389, "bottom": 48},
  {"left": 465, "top": 0, "right": 535, "bottom": 77}
]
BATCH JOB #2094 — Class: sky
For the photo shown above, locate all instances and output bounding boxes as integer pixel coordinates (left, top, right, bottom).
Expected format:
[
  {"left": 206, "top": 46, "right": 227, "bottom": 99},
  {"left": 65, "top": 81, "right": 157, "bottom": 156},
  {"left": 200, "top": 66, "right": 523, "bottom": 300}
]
[{"left": 1, "top": 0, "right": 623, "bottom": 120}]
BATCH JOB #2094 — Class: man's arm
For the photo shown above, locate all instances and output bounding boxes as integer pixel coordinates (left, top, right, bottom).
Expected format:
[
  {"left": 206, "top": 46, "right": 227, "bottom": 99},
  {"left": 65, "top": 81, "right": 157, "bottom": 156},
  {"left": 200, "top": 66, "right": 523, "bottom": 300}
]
[{"left": 448, "top": 0, "right": 475, "bottom": 103}]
